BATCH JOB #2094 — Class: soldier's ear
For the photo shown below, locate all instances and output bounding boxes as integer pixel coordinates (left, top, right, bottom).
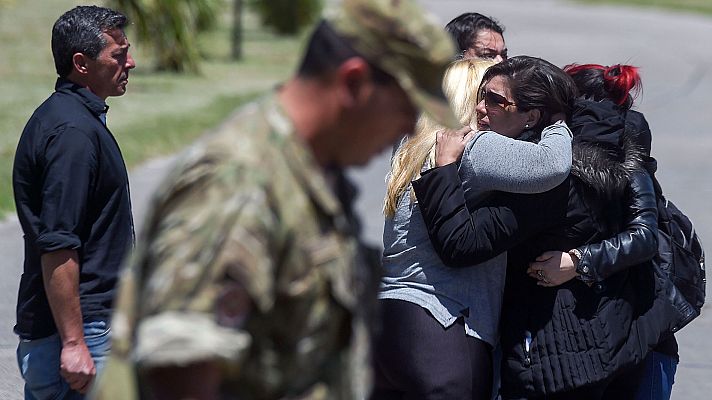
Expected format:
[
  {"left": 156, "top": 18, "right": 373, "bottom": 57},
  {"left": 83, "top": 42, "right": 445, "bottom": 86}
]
[{"left": 335, "top": 57, "right": 373, "bottom": 109}]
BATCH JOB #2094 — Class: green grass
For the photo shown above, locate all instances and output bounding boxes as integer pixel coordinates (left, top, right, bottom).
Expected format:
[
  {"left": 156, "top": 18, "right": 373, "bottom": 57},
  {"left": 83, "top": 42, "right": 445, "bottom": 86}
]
[
  {"left": 572, "top": 0, "right": 712, "bottom": 16},
  {"left": 0, "top": 0, "right": 304, "bottom": 217}
]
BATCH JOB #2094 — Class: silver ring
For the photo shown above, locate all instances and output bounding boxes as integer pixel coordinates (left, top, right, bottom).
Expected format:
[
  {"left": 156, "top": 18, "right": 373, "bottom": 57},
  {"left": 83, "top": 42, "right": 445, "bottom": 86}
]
[{"left": 537, "top": 270, "right": 543, "bottom": 278}]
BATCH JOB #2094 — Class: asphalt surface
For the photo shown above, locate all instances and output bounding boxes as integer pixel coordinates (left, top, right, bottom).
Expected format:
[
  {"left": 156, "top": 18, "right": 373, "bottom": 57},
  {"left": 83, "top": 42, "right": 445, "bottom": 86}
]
[{"left": 1, "top": 1, "right": 710, "bottom": 398}]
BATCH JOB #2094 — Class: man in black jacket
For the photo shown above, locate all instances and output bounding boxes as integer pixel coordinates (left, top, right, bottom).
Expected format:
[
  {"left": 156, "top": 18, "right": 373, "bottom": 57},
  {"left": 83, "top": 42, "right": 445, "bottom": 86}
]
[{"left": 12, "top": 6, "right": 135, "bottom": 398}]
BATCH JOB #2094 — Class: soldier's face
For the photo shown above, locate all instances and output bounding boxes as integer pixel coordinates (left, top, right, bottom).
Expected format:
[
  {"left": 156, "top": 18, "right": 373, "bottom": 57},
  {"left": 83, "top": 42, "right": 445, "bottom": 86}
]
[{"left": 341, "top": 81, "right": 417, "bottom": 166}]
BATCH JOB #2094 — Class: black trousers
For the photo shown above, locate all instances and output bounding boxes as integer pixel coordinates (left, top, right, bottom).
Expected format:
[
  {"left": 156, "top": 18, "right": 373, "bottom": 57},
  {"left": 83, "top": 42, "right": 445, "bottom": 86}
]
[{"left": 371, "top": 299, "right": 493, "bottom": 400}]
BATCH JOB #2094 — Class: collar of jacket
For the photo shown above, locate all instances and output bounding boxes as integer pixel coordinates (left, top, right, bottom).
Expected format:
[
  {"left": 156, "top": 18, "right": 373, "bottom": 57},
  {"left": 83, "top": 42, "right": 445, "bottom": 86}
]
[
  {"left": 54, "top": 77, "right": 109, "bottom": 118},
  {"left": 569, "top": 98, "right": 626, "bottom": 148},
  {"left": 570, "top": 98, "right": 646, "bottom": 201}
]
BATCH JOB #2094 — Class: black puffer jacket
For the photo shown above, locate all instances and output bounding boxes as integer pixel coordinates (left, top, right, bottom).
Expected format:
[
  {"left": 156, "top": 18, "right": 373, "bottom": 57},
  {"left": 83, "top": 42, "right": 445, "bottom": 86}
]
[{"left": 412, "top": 100, "right": 679, "bottom": 398}]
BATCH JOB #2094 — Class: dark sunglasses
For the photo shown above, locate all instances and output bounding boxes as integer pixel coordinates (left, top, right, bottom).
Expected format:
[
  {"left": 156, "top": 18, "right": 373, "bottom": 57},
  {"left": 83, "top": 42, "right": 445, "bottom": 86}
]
[{"left": 479, "top": 88, "right": 517, "bottom": 110}]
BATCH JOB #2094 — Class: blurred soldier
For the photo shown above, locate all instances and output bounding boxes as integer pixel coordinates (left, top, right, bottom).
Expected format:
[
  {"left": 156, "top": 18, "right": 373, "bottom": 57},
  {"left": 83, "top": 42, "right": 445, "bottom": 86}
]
[
  {"left": 12, "top": 5, "right": 135, "bottom": 399},
  {"left": 92, "top": 0, "right": 457, "bottom": 399}
]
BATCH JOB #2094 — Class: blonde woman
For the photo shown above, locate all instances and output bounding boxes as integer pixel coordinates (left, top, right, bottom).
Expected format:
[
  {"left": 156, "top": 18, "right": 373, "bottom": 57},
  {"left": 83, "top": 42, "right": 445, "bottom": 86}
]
[{"left": 373, "top": 58, "right": 573, "bottom": 399}]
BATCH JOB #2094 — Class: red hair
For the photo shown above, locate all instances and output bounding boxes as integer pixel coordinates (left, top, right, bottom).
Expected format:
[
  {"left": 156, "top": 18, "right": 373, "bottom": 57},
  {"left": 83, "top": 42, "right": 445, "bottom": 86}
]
[{"left": 564, "top": 63, "right": 641, "bottom": 107}]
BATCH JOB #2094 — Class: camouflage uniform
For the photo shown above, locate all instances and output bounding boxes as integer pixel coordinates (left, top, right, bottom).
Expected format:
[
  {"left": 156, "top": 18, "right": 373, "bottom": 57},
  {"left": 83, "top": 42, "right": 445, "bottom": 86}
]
[
  {"left": 94, "top": 95, "right": 379, "bottom": 399},
  {"left": 92, "top": 0, "right": 457, "bottom": 399}
]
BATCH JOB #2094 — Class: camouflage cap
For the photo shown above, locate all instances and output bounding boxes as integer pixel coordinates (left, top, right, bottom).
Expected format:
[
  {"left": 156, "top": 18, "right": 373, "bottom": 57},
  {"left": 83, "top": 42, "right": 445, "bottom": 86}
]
[{"left": 326, "top": 0, "right": 459, "bottom": 128}]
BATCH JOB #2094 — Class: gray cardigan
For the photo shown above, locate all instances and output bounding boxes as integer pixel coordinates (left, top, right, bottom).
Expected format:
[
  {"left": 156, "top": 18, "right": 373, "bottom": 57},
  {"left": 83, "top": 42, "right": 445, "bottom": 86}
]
[{"left": 380, "top": 123, "right": 573, "bottom": 346}]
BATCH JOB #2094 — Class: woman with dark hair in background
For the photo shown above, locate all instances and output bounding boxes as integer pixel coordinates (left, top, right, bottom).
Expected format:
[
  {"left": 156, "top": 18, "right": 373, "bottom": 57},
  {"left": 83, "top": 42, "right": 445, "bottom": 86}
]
[
  {"left": 445, "top": 12, "right": 508, "bottom": 62},
  {"left": 413, "top": 57, "right": 679, "bottom": 399},
  {"left": 530, "top": 63, "right": 679, "bottom": 400}
]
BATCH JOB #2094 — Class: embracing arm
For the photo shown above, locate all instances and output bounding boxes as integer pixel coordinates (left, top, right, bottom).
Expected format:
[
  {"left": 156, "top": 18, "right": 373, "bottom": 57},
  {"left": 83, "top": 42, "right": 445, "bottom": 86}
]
[
  {"left": 531, "top": 170, "right": 658, "bottom": 284},
  {"left": 412, "top": 163, "right": 564, "bottom": 267},
  {"left": 574, "top": 170, "right": 658, "bottom": 281},
  {"left": 464, "top": 122, "right": 572, "bottom": 193}
]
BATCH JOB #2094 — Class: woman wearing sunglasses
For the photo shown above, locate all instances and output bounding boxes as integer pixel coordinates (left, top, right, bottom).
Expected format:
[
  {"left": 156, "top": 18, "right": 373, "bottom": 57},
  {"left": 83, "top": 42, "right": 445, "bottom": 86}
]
[
  {"left": 373, "top": 57, "right": 574, "bottom": 400},
  {"left": 412, "top": 57, "right": 678, "bottom": 399}
]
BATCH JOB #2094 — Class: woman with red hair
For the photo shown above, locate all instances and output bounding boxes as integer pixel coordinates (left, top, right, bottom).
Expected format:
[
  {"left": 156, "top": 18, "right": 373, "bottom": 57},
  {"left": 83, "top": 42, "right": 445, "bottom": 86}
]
[
  {"left": 564, "top": 63, "right": 651, "bottom": 154},
  {"left": 531, "top": 63, "right": 678, "bottom": 400}
]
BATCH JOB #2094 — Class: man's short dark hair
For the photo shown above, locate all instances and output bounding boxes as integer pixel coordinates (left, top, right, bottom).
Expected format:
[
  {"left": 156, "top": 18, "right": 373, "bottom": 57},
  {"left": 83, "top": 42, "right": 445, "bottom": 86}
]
[
  {"left": 444, "top": 13, "right": 504, "bottom": 55},
  {"left": 52, "top": 6, "right": 129, "bottom": 78},
  {"left": 296, "top": 20, "right": 395, "bottom": 85}
]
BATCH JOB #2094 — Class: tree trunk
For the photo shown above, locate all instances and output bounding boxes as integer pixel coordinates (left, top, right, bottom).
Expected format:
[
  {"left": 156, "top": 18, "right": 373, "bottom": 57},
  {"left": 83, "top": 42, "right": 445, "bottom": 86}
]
[{"left": 231, "top": 0, "right": 243, "bottom": 60}]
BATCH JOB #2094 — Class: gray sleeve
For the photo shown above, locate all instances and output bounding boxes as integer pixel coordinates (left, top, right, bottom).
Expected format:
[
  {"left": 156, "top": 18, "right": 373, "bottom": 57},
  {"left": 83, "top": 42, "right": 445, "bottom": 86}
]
[{"left": 462, "top": 122, "right": 572, "bottom": 194}]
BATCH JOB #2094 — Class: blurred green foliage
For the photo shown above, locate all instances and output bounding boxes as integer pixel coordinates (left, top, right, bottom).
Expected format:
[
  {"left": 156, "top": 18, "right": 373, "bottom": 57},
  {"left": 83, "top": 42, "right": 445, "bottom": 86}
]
[
  {"left": 108, "top": 0, "right": 223, "bottom": 72},
  {"left": 104, "top": 0, "right": 323, "bottom": 70},
  {"left": 0, "top": 0, "right": 302, "bottom": 216},
  {"left": 249, "top": 0, "right": 323, "bottom": 35}
]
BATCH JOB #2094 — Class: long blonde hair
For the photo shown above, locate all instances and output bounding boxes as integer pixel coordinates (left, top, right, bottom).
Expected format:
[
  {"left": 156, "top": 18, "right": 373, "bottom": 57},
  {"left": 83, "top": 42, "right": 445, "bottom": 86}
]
[{"left": 384, "top": 58, "right": 494, "bottom": 217}]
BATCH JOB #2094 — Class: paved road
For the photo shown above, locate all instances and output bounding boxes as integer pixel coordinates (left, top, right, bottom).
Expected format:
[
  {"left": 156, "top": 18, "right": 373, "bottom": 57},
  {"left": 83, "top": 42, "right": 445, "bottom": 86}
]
[{"left": 1, "top": 1, "right": 710, "bottom": 398}]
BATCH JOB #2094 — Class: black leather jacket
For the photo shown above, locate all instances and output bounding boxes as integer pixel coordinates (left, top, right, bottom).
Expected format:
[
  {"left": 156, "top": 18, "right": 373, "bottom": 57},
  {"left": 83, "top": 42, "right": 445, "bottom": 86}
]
[
  {"left": 568, "top": 99, "right": 658, "bottom": 283},
  {"left": 572, "top": 102, "right": 679, "bottom": 359}
]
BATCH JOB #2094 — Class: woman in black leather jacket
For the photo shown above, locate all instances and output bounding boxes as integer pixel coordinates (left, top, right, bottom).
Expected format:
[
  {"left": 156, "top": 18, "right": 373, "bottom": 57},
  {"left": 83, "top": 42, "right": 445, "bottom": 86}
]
[
  {"left": 413, "top": 61, "right": 679, "bottom": 399},
  {"left": 529, "top": 63, "right": 679, "bottom": 400}
]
